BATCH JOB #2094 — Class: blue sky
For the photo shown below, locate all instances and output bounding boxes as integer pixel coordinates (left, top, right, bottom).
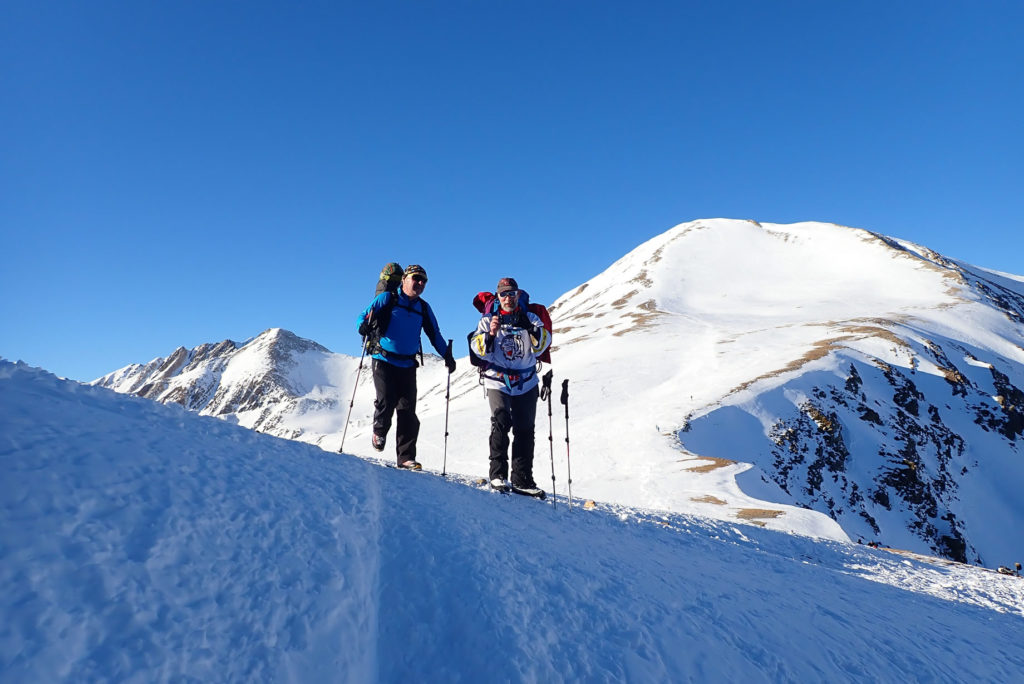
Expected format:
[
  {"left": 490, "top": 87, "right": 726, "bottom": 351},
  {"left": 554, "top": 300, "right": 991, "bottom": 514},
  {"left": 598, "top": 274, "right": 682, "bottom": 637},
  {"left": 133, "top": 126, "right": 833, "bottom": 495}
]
[{"left": 2, "top": 1, "right": 1021, "bottom": 382}]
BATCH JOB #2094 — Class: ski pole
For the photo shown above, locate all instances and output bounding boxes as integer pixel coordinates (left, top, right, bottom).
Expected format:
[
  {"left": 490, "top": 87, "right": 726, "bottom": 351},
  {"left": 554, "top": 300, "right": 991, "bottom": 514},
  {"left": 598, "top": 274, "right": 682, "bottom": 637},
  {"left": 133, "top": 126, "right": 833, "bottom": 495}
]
[
  {"left": 542, "top": 370, "right": 556, "bottom": 508},
  {"left": 339, "top": 336, "right": 368, "bottom": 454},
  {"left": 560, "top": 378, "right": 573, "bottom": 509},
  {"left": 442, "top": 339, "right": 453, "bottom": 477}
]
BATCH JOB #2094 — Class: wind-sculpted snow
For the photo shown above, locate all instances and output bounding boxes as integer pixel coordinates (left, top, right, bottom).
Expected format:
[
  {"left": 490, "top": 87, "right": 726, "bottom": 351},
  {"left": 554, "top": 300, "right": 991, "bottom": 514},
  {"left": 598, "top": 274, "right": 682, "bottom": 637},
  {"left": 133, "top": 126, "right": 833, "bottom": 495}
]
[{"left": 3, "top": 360, "right": 1024, "bottom": 681}]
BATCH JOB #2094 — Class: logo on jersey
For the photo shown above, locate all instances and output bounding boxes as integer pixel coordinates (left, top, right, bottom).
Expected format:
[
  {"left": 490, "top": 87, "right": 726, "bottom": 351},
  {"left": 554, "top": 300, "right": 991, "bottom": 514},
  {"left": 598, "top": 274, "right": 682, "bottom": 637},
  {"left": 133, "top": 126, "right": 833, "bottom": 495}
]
[{"left": 500, "top": 333, "right": 526, "bottom": 362}]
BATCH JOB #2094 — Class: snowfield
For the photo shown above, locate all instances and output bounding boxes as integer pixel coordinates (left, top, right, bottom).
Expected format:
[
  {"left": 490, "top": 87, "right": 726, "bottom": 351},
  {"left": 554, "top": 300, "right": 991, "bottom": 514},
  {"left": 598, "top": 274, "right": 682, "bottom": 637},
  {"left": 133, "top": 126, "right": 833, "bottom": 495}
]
[
  {"left": 3, "top": 360, "right": 1024, "bottom": 681},
  {"left": 95, "top": 220, "right": 1024, "bottom": 567}
]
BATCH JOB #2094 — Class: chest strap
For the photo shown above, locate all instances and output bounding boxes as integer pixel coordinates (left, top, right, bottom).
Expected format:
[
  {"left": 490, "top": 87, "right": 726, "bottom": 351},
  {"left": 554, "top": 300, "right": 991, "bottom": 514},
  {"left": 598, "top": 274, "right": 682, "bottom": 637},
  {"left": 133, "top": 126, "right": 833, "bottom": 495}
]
[{"left": 483, "top": 363, "right": 537, "bottom": 390}]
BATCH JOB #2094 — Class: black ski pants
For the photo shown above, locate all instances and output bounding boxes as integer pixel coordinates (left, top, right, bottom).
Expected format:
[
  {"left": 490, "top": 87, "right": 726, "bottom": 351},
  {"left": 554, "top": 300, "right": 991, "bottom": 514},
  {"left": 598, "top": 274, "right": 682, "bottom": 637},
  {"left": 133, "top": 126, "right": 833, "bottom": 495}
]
[
  {"left": 372, "top": 359, "right": 419, "bottom": 464},
  {"left": 487, "top": 385, "right": 539, "bottom": 488}
]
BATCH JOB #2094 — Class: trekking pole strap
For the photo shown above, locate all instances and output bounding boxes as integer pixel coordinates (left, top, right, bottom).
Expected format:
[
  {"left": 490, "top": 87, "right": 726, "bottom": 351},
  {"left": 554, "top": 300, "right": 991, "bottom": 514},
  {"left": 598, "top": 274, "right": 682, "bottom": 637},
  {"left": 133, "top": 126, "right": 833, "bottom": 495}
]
[{"left": 544, "top": 370, "right": 556, "bottom": 509}]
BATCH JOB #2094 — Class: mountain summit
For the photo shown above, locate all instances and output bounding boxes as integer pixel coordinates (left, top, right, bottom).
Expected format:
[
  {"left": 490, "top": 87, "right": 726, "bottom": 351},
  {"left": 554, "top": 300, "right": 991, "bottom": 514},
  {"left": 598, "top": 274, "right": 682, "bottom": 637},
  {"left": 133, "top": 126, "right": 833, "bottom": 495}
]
[
  {"left": 95, "top": 328, "right": 347, "bottom": 438},
  {"left": 547, "top": 219, "right": 1024, "bottom": 565},
  {"left": 94, "top": 220, "right": 1024, "bottom": 566}
]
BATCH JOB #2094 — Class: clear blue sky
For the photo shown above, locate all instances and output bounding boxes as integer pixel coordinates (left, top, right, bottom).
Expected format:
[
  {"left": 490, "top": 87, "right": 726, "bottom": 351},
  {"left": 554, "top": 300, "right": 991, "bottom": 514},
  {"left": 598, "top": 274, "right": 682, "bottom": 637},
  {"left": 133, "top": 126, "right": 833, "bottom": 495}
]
[{"left": 2, "top": 1, "right": 1021, "bottom": 381}]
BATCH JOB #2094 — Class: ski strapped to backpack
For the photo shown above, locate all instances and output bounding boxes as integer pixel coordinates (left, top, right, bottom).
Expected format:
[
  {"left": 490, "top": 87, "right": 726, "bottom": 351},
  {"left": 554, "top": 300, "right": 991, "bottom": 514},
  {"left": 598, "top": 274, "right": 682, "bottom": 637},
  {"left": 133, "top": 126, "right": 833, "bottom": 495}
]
[{"left": 467, "top": 289, "right": 553, "bottom": 386}]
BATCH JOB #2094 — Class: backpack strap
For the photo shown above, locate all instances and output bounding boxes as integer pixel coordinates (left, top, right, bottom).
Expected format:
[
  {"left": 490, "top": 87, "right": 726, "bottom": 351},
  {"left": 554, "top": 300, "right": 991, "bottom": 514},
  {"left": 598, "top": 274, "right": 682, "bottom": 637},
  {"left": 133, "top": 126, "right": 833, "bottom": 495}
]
[
  {"left": 365, "top": 293, "right": 399, "bottom": 355},
  {"left": 416, "top": 299, "right": 438, "bottom": 343}
]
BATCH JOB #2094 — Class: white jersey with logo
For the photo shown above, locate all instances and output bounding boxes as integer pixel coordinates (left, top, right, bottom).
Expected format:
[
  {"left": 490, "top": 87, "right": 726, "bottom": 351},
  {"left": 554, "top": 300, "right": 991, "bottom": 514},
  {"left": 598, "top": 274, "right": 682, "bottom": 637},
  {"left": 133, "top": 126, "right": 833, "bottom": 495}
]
[{"left": 470, "top": 310, "right": 552, "bottom": 395}]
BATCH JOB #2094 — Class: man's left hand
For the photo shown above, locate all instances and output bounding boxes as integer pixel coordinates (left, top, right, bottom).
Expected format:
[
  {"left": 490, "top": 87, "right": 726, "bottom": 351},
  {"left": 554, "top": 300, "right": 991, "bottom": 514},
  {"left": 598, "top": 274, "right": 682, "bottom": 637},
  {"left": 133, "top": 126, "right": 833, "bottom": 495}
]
[{"left": 513, "top": 310, "right": 533, "bottom": 331}]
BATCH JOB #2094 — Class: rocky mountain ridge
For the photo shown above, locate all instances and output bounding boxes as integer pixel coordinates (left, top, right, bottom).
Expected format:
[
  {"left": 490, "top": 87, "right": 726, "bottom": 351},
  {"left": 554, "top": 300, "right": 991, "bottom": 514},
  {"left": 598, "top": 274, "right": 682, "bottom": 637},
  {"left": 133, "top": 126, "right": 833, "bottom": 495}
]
[{"left": 94, "top": 328, "right": 343, "bottom": 437}]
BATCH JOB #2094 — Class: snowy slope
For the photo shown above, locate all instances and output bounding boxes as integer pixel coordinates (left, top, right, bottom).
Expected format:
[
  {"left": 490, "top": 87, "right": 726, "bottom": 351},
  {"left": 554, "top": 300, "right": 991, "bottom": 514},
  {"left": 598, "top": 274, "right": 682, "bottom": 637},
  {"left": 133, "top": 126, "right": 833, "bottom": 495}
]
[
  {"left": 92, "top": 220, "right": 1024, "bottom": 566},
  {"left": 4, "top": 360, "right": 1024, "bottom": 681}
]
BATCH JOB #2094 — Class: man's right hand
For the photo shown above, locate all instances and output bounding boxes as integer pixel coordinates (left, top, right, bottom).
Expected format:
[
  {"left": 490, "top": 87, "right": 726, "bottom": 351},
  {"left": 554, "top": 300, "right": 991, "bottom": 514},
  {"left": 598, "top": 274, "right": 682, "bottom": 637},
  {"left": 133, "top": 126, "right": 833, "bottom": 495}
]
[{"left": 359, "top": 320, "right": 370, "bottom": 337}]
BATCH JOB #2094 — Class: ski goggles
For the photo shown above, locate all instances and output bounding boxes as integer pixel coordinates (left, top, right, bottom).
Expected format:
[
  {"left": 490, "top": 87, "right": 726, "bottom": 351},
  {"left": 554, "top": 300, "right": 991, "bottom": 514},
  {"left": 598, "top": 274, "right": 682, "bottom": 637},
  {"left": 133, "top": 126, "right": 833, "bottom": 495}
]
[{"left": 498, "top": 289, "right": 519, "bottom": 298}]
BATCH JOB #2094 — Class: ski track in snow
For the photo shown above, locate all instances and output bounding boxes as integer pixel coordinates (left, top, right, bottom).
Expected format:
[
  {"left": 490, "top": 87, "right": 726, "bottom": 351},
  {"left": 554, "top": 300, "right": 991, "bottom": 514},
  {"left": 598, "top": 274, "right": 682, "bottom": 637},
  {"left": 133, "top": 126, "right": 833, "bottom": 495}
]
[{"left": 4, "top": 361, "right": 1024, "bottom": 681}]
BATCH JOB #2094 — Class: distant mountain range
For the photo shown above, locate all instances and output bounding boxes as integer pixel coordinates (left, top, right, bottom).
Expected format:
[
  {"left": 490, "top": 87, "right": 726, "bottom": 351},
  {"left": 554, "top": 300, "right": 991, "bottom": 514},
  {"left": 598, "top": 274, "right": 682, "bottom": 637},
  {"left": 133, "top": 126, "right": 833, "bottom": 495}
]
[
  {"left": 94, "top": 328, "right": 349, "bottom": 439},
  {"left": 94, "top": 219, "right": 1024, "bottom": 567}
]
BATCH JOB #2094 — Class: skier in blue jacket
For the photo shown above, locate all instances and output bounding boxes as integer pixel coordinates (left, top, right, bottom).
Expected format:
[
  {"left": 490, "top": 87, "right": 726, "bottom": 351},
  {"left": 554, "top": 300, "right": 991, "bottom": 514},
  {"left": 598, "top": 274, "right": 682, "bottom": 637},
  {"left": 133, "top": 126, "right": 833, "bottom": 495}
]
[{"left": 357, "top": 264, "right": 455, "bottom": 469}]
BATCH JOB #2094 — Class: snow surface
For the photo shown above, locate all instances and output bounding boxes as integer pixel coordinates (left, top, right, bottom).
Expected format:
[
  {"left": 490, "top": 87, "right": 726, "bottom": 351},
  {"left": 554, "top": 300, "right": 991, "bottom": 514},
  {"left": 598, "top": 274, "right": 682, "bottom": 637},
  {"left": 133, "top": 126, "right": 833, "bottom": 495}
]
[
  {"left": 3, "top": 360, "right": 1024, "bottom": 681},
  {"left": 324, "top": 221, "right": 1024, "bottom": 555},
  {"left": 89, "top": 220, "right": 1024, "bottom": 566}
]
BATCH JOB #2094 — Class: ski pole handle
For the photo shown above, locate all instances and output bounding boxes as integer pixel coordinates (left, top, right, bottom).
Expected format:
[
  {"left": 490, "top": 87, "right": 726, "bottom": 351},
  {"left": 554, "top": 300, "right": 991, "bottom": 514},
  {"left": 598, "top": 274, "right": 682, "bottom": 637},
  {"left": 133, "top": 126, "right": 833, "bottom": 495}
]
[{"left": 560, "top": 378, "right": 569, "bottom": 406}]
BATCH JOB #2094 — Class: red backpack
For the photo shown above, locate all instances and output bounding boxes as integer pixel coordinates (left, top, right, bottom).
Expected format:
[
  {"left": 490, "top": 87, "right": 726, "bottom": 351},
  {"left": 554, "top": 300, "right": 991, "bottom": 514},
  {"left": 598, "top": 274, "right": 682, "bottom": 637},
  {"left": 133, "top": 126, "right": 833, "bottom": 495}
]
[{"left": 470, "top": 290, "right": 553, "bottom": 364}]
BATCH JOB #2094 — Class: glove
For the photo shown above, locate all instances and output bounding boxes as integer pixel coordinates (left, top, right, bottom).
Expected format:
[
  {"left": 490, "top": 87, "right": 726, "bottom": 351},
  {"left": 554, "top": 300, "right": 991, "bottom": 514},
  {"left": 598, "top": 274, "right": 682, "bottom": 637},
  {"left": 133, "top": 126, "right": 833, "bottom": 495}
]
[
  {"left": 444, "top": 348, "right": 456, "bottom": 373},
  {"left": 513, "top": 310, "right": 534, "bottom": 332},
  {"left": 358, "top": 320, "right": 370, "bottom": 337}
]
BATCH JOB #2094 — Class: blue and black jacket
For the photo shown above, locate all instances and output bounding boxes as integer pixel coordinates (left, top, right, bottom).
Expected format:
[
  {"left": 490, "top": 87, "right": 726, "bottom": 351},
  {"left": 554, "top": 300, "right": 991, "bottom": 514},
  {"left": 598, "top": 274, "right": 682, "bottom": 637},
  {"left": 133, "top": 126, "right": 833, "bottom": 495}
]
[{"left": 358, "top": 291, "right": 448, "bottom": 368}]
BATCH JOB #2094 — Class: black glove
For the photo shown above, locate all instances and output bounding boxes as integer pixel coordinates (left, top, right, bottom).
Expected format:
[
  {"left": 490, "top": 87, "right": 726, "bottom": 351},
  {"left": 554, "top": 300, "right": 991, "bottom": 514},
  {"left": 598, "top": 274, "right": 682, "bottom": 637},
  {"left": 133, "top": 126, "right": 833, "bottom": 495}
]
[
  {"left": 358, "top": 320, "right": 370, "bottom": 337},
  {"left": 444, "top": 347, "right": 456, "bottom": 373},
  {"left": 513, "top": 309, "right": 533, "bottom": 332}
]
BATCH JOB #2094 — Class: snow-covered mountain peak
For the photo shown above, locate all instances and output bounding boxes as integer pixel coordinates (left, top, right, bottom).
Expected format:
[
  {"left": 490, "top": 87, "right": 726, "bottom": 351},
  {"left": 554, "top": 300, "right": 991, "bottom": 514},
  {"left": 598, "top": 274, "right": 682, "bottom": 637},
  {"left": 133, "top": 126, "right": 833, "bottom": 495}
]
[
  {"left": 248, "top": 326, "right": 330, "bottom": 355},
  {"left": 92, "top": 219, "right": 1024, "bottom": 567},
  {"left": 91, "top": 328, "right": 351, "bottom": 437},
  {"left": 513, "top": 219, "right": 1024, "bottom": 563},
  {"left": 551, "top": 219, "right": 968, "bottom": 353}
]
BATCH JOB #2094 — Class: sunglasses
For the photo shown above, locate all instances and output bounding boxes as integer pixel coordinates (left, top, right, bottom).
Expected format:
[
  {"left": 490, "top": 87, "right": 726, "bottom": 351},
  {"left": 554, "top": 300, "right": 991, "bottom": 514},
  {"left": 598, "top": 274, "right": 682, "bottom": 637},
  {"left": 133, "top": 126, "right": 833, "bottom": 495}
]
[
  {"left": 410, "top": 275, "right": 427, "bottom": 284},
  {"left": 498, "top": 289, "right": 519, "bottom": 298}
]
